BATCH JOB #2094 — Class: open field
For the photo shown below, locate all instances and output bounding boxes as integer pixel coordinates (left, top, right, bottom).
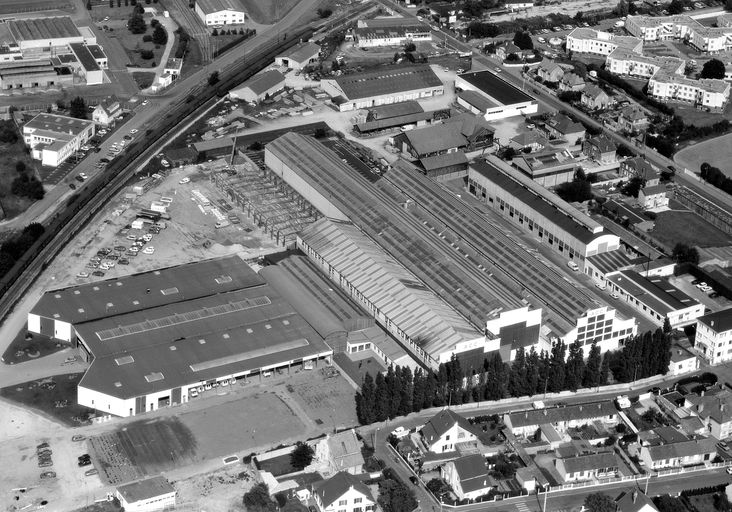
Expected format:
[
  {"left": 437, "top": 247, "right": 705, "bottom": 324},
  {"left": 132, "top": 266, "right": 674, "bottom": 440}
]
[
  {"left": 239, "top": 0, "right": 306, "bottom": 24},
  {"left": 651, "top": 210, "right": 732, "bottom": 248},
  {"left": 675, "top": 132, "right": 732, "bottom": 177},
  {"left": 0, "top": 372, "right": 96, "bottom": 427},
  {"left": 132, "top": 71, "right": 155, "bottom": 88},
  {"left": 90, "top": 6, "right": 167, "bottom": 67},
  {"left": 0, "top": 135, "right": 40, "bottom": 219}
]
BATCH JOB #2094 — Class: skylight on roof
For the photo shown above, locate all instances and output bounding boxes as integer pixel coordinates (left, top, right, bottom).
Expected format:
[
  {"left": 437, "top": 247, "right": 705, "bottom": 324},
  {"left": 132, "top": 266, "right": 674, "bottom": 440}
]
[
  {"left": 115, "top": 355, "right": 134, "bottom": 365},
  {"left": 199, "top": 339, "right": 206, "bottom": 344},
  {"left": 161, "top": 287, "right": 179, "bottom": 295},
  {"left": 114, "top": 382, "right": 122, "bottom": 387},
  {"left": 78, "top": 308, "right": 85, "bottom": 313},
  {"left": 215, "top": 275, "right": 232, "bottom": 284},
  {"left": 74, "top": 290, "right": 80, "bottom": 295},
  {"left": 145, "top": 372, "right": 164, "bottom": 383},
  {"left": 282, "top": 320, "right": 290, "bottom": 326}
]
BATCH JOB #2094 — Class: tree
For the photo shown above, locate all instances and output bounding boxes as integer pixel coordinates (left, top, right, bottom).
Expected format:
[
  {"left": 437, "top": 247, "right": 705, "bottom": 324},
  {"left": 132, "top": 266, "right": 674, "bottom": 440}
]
[
  {"left": 615, "top": 0, "right": 629, "bottom": 16},
  {"left": 616, "top": 143, "right": 635, "bottom": 158},
  {"left": 654, "top": 495, "right": 688, "bottom": 512},
  {"left": 86, "top": 0, "right": 92, "bottom": 9},
  {"left": 513, "top": 30, "right": 533, "bottom": 50},
  {"left": 585, "top": 493, "right": 616, "bottom": 512},
  {"left": 128, "top": 11, "right": 147, "bottom": 34},
  {"left": 701, "top": 58, "right": 726, "bottom": 80},
  {"left": 727, "top": 0, "right": 732, "bottom": 11},
  {"left": 15, "top": 161, "right": 26, "bottom": 174},
  {"left": 317, "top": 7, "right": 333, "bottom": 17},
  {"left": 378, "top": 476, "right": 418, "bottom": 512},
  {"left": 671, "top": 243, "right": 699, "bottom": 265},
  {"left": 404, "top": 41, "right": 416, "bottom": 52},
  {"left": 663, "top": 317, "right": 672, "bottom": 334},
  {"left": 356, "top": 373, "right": 376, "bottom": 425},
  {"left": 565, "top": 339, "right": 585, "bottom": 392},
  {"left": 290, "top": 442, "right": 314, "bottom": 470},
  {"left": 208, "top": 71, "right": 220, "bottom": 85},
  {"left": 621, "top": 176, "right": 644, "bottom": 198},
  {"left": 152, "top": 24, "right": 167, "bottom": 45},
  {"left": 667, "top": 0, "right": 685, "bottom": 14},
  {"left": 583, "top": 342, "right": 601, "bottom": 388},
  {"left": 69, "top": 96, "right": 88, "bottom": 119},
  {"left": 243, "top": 483, "right": 276, "bottom": 512},
  {"left": 0, "top": 121, "right": 19, "bottom": 143}
]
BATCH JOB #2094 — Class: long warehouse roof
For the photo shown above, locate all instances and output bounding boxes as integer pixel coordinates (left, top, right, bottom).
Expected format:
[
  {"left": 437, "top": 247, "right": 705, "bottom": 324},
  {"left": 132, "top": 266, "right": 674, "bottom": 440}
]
[{"left": 299, "top": 218, "right": 482, "bottom": 355}]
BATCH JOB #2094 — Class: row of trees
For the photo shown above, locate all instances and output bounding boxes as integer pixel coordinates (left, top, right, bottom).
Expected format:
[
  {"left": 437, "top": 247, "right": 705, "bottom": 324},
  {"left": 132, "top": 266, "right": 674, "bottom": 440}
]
[
  {"left": 356, "top": 328, "right": 673, "bottom": 425},
  {"left": 700, "top": 162, "right": 732, "bottom": 196},
  {"left": 0, "top": 223, "right": 45, "bottom": 278}
]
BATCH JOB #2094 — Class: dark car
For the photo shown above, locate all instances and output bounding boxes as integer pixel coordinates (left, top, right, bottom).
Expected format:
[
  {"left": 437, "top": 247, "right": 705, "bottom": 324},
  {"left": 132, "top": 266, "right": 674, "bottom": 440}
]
[
  {"left": 118, "top": 258, "right": 130, "bottom": 265},
  {"left": 100, "top": 158, "right": 110, "bottom": 163},
  {"left": 69, "top": 183, "right": 77, "bottom": 190},
  {"left": 92, "top": 271, "right": 105, "bottom": 277},
  {"left": 40, "top": 471, "right": 56, "bottom": 479},
  {"left": 114, "top": 246, "right": 126, "bottom": 252},
  {"left": 409, "top": 476, "right": 419, "bottom": 485},
  {"left": 78, "top": 454, "right": 91, "bottom": 462},
  {"left": 78, "top": 458, "right": 92, "bottom": 467},
  {"left": 692, "top": 279, "right": 701, "bottom": 285},
  {"left": 37, "top": 443, "right": 50, "bottom": 450}
]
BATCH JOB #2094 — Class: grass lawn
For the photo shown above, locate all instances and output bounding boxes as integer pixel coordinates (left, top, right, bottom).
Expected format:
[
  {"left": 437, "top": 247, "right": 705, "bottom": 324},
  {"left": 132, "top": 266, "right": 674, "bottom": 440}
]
[
  {"left": 675, "top": 130, "right": 732, "bottom": 178},
  {"left": 132, "top": 71, "right": 156, "bottom": 89},
  {"left": 651, "top": 210, "right": 732, "bottom": 248},
  {"left": 688, "top": 493, "right": 723, "bottom": 512},
  {"left": 256, "top": 452, "right": 296, "bottom": 477},
  {"left": 1, "top": 326, "right": 67, "bottom": 364},
  {"left": 0, "top": 129, "right": 39, "bottom": 219},
  {"left": 0, "top": 373, "right": 96, "bottom": 427},
  {"left": 238, "top": 0, "right": 307, "bottom": 23}
]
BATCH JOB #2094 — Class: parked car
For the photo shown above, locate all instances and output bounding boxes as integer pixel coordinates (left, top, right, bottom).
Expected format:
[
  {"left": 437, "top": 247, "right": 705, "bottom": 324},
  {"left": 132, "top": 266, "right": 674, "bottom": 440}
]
[
  {"left": 567, "top": 261, "right": 580, "bottom": 271},
  {"left": 92, "top": 271, "right": 105, "bottom": 277},
  {"left": 72, "top": 435, "right": 86, "bottom": 442},
  {"left": 77, "top": 271, "right": 90, "bottom": 278},
  {"left": 40, "top": 471, "right": 56, "bottom": 479},
  {"left": 179, "top": 177, "right": 190, "bottom": 184},
  {"left": 85, "top": 468, "right": 99, "bottom": 476}
]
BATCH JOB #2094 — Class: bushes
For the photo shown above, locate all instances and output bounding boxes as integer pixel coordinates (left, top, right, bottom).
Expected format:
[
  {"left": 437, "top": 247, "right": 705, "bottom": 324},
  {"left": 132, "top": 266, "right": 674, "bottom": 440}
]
[
  {"left": 12, "top": 174, "right": 44, "bottom": 200},
  {"left": 174, "top": 27, "right": 191, "bottom": 59},
  {"left": 140, "top": 49, "right": 154, "bottom": 59},
  {"left": 143, "top": 34, "right": 153, "bottom": 42},
  {"left": 0, "top": 120, "right": 19, "bottom": 143}
]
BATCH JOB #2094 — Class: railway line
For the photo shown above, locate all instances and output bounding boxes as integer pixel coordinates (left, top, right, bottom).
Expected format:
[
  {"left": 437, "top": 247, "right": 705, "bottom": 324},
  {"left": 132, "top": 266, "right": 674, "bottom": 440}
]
[{"left": 0, "top": 26, "right": 315, "bottom": 325}]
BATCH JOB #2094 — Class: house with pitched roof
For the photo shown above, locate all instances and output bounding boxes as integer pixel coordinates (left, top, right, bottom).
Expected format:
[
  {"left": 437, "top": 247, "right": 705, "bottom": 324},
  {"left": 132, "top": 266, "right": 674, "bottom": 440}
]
[
  {"left": 312, "top": 429, "right": 365, "bottom": 476},
  {"left": 694, "top": 308, "right": 732, "bottom": 366},
  {"left": 620, "top": 157, "right": 660, "bottom": 185},
  {"left": 537, "top": 59, "right": 564, "bottom": 83},
  {"left": 441, "top": 454, "right": 494, "bottom": 500},
  {"left": 618, "top": 107, "right": 649, "bottom": 132},
  {"left": 637, "top": 435, "right": 717, "bottom": 469},
  {"left": 313, "top": 472, "right": 375, "bottom": 512},
  {"left": 510, "top": 131, "right": 549, "bottom": 152},
  {"left": 420, "top": 409, "right": 477, "bottom": 453},
  {"left": 616, "top": 490, "right": 659, "bottom": 512},
  {"left": 684, "top": 386, "right": 732, "bottom": 439},
  {"left": 555, "top": 452, "right": 618, "bottom": 482},
  {"left": 581, "top": 84, "right": 611, "bottom": 110},
  {"left": 92, "top": 98, "right": 122, "bottom": 127},
  {"left": 504, "top": 401, "right": 618, "bottom": 438},
  {"left": 229, "top": 69, "right": 286, "bottom": 103},
  {"left": 544, "top": 113, "right": 586, "bottom": 144},
  {"left": 637, "top": 184, "right": 668, "bottom": 209},
  {"left": 559, "top": 72, "right": 586, "bottom": 92},
  {"left": 496, "top": 41, "right": 524, "bottom": 61},
  {"left": 583, "top": 135, "right": 617, "bottom": 164}
]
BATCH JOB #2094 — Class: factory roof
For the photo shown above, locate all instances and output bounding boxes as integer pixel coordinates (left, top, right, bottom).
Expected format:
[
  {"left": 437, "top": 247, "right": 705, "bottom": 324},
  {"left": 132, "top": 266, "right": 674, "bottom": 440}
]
[
  {"left": 326, "top": 65, "right": 442, "bottom": 101},
  {"left": 31, "top": 255, "right": 263, "bottom": 324},
  {"left": 506, "top": 401, "right": 617, "bottom": 428},
  {"left": 356, "top": 111, "right": 434, "bottom": 132},
  {"left": 458, "top": 89, "right": 501, "bottom": 112},
  {"left": 69, "top": 43, "right": 100, "bottom": 72},
  {"left": 420, "top": 151, "right": 468, "bottom": 172},
  {"left": 367, "top": 100, "right": 424, "bottom": 119},
  {"left": 195, "top": 0, "right": 246, "bottom": 14},
  {"left": 457, "top": 70, "right": 534, "bottom": 105},
  {"left": 354, "top": 21, "right": 430, "bottom": 40},
  {"left": 23, "top": 113, "right": 93, "bottom": 137},
  {"left": 470, "top": 160, "right": 602, "bottom": 245},
  {"left": 8, "top": 16, "right": 81, "bottom": 42},
  {"left": 697, "top": 307, "right": 732, "bottom": 333},
  {"left": 0, "top": 59, "right": 56, "bottom": 78},
  {"left": 233, "top": 69, "right": 286, "bottom": 96},
  {"left": 607, "top": 270, "right": 700, "bottom": 316},
  {"left": 586, "top": 249, "right": 647, "bottom": 276},
  {"left": 277, "top": 41, "right": 320, "bottom": 64},
  {"left": 77, "top": 285, "right": 330, "bottom": 399},
  {"left": 116, "top": 476, "right": 175, "bottom": 504},
  {"left": 298, "top": 218, "right": 482, "bottom": 356},
  {"left": 403, "top": 122, "right": 468, "bottom": 155},
  {"left": 86, "top": 44, "right": 106, "bottom": 60}
]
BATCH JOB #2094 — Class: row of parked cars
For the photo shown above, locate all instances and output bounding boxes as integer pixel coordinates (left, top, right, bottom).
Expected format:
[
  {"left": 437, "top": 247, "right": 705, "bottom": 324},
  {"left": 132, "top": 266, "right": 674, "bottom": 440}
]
[
  {"left": 189, "top": 377, "right": 238, "bottom": 398},
  {"left": 693, "top": 279, "right": 720, "bottom": 298}
]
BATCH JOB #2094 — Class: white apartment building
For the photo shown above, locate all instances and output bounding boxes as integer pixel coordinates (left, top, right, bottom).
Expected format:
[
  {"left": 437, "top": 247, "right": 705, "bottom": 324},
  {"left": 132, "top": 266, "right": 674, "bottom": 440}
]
[
  {"left": 648, "top": 73, "right": 730, "bottom": 110},
  {"left": 694, "top": 308, "right": 732, "bottom": 365},
  {"left": 566, "top": 28, "right": 642, "bottom": 56},
  {"left": 625, "top": 15, "right": 732, "bottom": 53},
  {"left": 195, "top": 0, "right": 247, "bottom": 25},
  {"left": 606, "top": 50, "right": 684, "bottom": 79},
  {"left": 23, "top": 113, "right": 95, "bottom": 167}
]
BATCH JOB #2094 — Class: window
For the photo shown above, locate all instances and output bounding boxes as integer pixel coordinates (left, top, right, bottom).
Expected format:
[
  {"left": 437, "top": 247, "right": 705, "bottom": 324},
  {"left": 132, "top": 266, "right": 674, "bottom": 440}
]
[
  {"left": 354, "top": 498, "right": 363, "bottom": 504},
  {"left": 339, "top": 500, "right": 347, "bottom": 506}
]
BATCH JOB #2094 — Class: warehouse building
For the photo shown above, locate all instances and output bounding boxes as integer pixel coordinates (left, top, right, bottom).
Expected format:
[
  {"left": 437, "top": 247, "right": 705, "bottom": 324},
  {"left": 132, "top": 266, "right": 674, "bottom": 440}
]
[
  {"left": 353, "top": 101, "right": 442, "bottom": 134},
  {"left": 69, "top": 43, "right": 104, "bottom": 85},
  {"left": 455, "top": 70, "right": 538, "bottom": 120},
  {"left": 229, "top": 69, "right": 286, "bottom": 103},
  {"left": 0, "top": 59, "right": 73, "bottom": 90},
  {"left": 28, "top": 256, "right": 332, "bottom": 417},
  {"left": 320, "top": 65, "right": 444, "bottom": 112},
  {"left": 7, "top": 16, "right": 87, "bottom": 53},
  {"left": 468, "top": 158, "right": 620, "bottom": 265},
  {"left": 275, "top": 41, "right": 320, "bottom": 70},
  {"left": 606, "top": 270, "right": 705, "bottom": 328},
  {"left": 195, "top": 0, "right": 247, "bottom": 25},
  {"left": 353, "top": 18, "right": 432, "bottom": 48},
  {"left": 23, "top": 113, "right": 95, "bottom": 167}
]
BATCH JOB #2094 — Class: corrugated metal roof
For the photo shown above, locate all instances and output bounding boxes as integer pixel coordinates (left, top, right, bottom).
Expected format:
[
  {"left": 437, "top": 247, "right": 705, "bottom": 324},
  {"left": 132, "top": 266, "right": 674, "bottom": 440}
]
[
  {"left": 299, "top": 218, "right": 482, "bottom": 356},
  {"left": 325, "top": 65, "right": 442, "bottom": 101}
]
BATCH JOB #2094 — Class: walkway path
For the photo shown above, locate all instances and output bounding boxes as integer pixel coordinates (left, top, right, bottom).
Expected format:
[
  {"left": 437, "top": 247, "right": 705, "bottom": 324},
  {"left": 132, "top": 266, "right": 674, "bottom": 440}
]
[{"left": 126, "top": 14, "right": 179, "bottom": 92}]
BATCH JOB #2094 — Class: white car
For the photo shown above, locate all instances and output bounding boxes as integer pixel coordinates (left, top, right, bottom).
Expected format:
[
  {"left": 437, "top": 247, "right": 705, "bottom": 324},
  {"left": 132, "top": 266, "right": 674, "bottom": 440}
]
[
  {"left": 700, "top": 286, "right": 713, "bottom": 293},
  {"left": 696, "top": 282, "right": 708, "bottom": 289},
  {"left": 130, "top": 129, "right": 138, "bottom": 134},
  {"left": 161, "top": 159, "right": 170, "bottom": 168},
  {"left": 143, "top": 246, "right": 155, "bottom": 255},
  {"left": 189, "top": 388, "right": 199, "bottom": 398},
  {"left": 105, "top": 260, "right": 116, "bottom": 268},
  {"left": 77, "top": 271, "right": 90, "bottom": 278},
  {"left": 99, "top": 263, "right": 110, "bottom": 271},
  {"left": 142, "top": 234, "right": 153, "bottom": 242},
  {"left": 79, "top": 172, "right": 88, "bottom": 180},
  {"left": 142, "top": 100, "right": 149, "bottom": 106},
  {"left": 179, "top": 177, "right": 191, "bottom": 184},
  {"left": 567, "top": 261, "right": 580, "bottom": 271}
]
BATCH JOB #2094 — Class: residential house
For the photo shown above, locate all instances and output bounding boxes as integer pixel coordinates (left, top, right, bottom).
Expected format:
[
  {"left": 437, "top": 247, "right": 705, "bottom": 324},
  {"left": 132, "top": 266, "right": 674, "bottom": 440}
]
[
  {"left": 581, "top": 84, "right": 611, "bottom": 110},
  {"left": 583, "top": 135, "right": 617, "bottom": 164},
  {"left": 504, "top": 401, "right": 618, "bottom": 438},
  {"left": 693, "top": 307, "right": 732, "bottom": 366},
  {"left": 620, "top": 157, "right": 661, "bottom": 185},
  {"left": 312, "top": 429, "right": 365, "bottom": 476},
  {"left": 441, "top": 454, "right": 494, "bottom": 500},
  {"left": 555, "top": 452, "right": 619, "bottom": 482},
  {"left": 496, "top": 41, "right": 524, "bottom": 61},
  {"left": 616, "top": 490, "right": 660, "bottom": 512},
  {"left": 637, "top": 436, "right": 717, "bottom": 469},
  {"left": 618, "top": 106, "right": 649, "bottom": 132},
  {"left": 420, "top": 409, "right": 477, "bottom": 453},
  {"left": 92, "top": 99, "right": 122, "bottom": 127},
  {"left": 510, "top": 131, "right": 549, "bottom": 152},
  {"left": 637, "top": 184, "right": 668, "bottom": 209},
  {"left": 544, "top": 113, "right": 586, "bottom": 144},
  {"left": 558, "top": 72, "right": 586, "bottom": 92},
  {"left": 537, "top": 59, "right": 564, "bottom": 83},
  {"left": 684, "top": 386, "right": 732, "bottom": 439},
  {"left": 668, "top": 342, "right": 699, "bottom": 376},
  {"left": 313, "top": 472, "right": 375, "bottom": 512}
]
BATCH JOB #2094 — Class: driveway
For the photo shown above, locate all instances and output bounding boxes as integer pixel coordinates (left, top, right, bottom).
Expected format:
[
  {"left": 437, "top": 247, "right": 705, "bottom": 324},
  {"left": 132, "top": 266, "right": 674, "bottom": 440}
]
[{"left": 126, "top": 14, "right": 180, "bottom": 93}]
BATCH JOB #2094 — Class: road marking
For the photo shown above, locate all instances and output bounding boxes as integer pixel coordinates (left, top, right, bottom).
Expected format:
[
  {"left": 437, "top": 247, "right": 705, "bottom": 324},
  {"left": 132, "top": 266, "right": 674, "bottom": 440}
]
[{"left": 516, "top": 503, "right": 531, "bottom": 512}]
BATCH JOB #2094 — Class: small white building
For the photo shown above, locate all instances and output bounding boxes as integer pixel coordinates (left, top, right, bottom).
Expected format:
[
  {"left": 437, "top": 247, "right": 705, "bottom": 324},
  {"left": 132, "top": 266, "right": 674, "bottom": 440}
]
[
  {"left": 694, "top": 307, "right": 732, "bottom": 365},
  {"left": 195, "top": 0, "right": 247, "bottom": 25},
  {"left": 163, "top": 57, "right": 183, "bottom": 78},
  {"left": 229, "top": 69, "right": 286, "bottom": 103},
  {"left": 92, "top": 99, "right": 122, "bottom": 127},
  {"left": 555, "top": 452, "right": 618, "bottom": 482},
  {"left": 420, "top": 409, "right": 477, "bottom": 453},
  {"left": 275, "top": 42, "right": 320, "bottom": 70},
  {"left": 637, "top": 184, "right": 669, "bottom": 209},
  {"left": 441, "top": 454, "right": 493, "bottom": 501},
  {"left": 116, "top": 476, "right": 176, "bottom": 512},
  {"left": 23, "top": 113, "right": 95, "bottom": 167},
  {"left": 313, "top": 472, "right": 375, "bottom": 512}
]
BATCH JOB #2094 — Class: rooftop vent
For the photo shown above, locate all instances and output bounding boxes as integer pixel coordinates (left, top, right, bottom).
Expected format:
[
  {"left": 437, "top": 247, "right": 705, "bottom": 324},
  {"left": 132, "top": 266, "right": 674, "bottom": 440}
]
[
  {"left": 93, "top": 286, "right": 99, "bottom": 291},
  {"left": 246, "top": 328, "right": 253, "bottom": 334},
  {"left": 116, "top": 282, "right": 123, "bottom": 286},
  {"left": 78, "top": 308, "right": 85, "bottom": 313},
  {"left": 161, "top": 287, "right": 179, "bottom": 296},
  {"left": 170, "top": 346, "right": 177, "bottom": 351},
  {"left": 53, "top": 313, "right": 60, "bottom": 319},
  {"left": 74, "top": 290, "right": 80, "bottom": 295},
  {"left": 215, "top": 275, "right": 232, "bottom": 284},
  {"left": 114, "top": 382, "right": 122, "bottom": 388},
  {"left": 115, "top": 355, "right": 134, "bottom": 365},
  {"left": 145, "top": 372, "right": 164, "bottom": 383},
  {"left": 265, "top": 324, "right": 272, "bottom": 330},
  {"left": 223, "top": 333, "right": 230, "bottom": 339},
  {"left": 199, "top": 339, "right": 206, "bottom": 344}
]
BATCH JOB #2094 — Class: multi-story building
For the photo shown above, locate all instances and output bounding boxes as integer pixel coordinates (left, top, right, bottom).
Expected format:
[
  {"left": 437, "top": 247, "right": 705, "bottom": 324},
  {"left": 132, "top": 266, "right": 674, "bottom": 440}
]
[
  {"left": 566, "top": 28, "right": 642, "bottom": 56},
  {"left": 92, "top": 99, "right": 122, "bottom": 127},
  {"left": 694, "top": 308, "right": 732, "bottom": 365},
  {"left": 648, "top": 72, "right": 730, "bottom": 111},
  {"left": 583, "top": 135, "right": 617, "bottom": 164},
  {"left": 562, "top": 306, "right": 637, "bottom": 356},
  {"left": 685, "top": 387, "right": 732, "bottom": 439},
  {"left": 22, "top": 113, "right": 95, "bottom": 167},
  {"left": 625, "top": 15, "right": 732, "bottom": 53},
  {"left": 442, "top": 455, "right": 494, "bottom": 500}
]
